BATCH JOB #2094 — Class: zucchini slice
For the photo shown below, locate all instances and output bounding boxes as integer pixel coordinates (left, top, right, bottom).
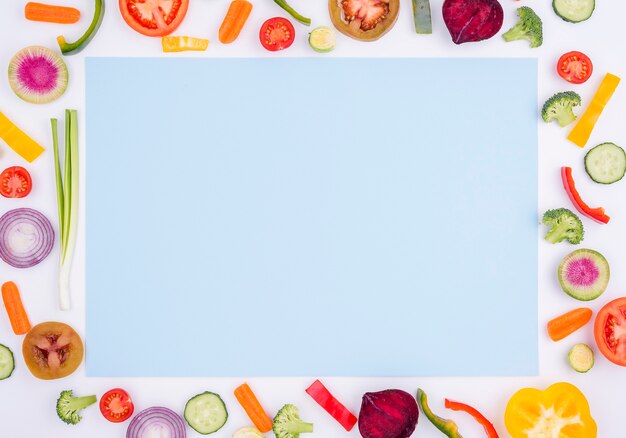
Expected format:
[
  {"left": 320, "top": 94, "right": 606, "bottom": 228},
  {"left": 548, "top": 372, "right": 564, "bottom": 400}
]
[{"left": 568, "top": 343, "right": 594, "bottom": 373}]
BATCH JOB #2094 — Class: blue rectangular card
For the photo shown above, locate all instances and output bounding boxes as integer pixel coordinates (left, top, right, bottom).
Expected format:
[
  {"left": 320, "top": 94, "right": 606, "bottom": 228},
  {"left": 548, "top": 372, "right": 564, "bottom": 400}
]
[{"left": 86, "top": 57, "right": 537, "bottom": 376}]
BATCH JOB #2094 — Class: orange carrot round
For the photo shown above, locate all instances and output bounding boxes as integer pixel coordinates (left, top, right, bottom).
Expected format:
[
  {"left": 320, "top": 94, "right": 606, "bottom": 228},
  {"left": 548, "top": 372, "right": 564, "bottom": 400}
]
[
  {"left": 25, "top": 2, "right": 81, "bottom": 24},
  {"left": 1, "top": 281, "right": 32, "bottom": 335},
  {"left": 547, "top": 308, "right": 592, "bottom": 342},
  {"left": 219, "top": 0, "right": 253, "bottom": 44},
  {"left": 234, "top": 383, "right": 273, "bottom": 433}
]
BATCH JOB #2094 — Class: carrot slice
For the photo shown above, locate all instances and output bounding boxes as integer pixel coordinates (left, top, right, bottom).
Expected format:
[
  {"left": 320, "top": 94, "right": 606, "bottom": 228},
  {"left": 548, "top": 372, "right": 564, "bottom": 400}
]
[
  {"left": 547, "top": 308, "right": 593, "bottom": 342},
  {"left": 219, "top": 0, "right": 253, "bottom": 44},
  {"left": 234, "top": 383, "right": 273, "bottom": 433},
  {"left": 1, "top": 281, "right": 32, "bottom": 335},
  {"left": 25, "top": 2, "right": 80, "bottom": 24}
]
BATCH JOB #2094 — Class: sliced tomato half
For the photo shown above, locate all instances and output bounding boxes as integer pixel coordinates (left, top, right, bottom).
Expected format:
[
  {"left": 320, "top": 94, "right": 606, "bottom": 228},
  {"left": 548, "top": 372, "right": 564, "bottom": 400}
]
[
  {"left": 1, "top": 166, "right": 32, "bottom": 198},
  {"left": 557, "top": 51, "right": 593, "bottom": 84},
  {"left": 259, "top": 17, "right": 295, "bottom": 52},
  {"left": 119, "top": 0, "right": 189, "bottom": 37},
  {"left": 594, "top": 297, "right": 626, "bottom": 366},
  {"left": 100, "top": 388, "right": 134, "bottom": 423}
]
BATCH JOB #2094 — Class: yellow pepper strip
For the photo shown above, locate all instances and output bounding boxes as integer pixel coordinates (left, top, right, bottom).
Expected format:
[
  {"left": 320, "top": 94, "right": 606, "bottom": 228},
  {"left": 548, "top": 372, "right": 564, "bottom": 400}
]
[
  {"left": 568, "top": 73, "right": 620, "bottom": 148},
  {"left": 505, "top": 382, "right": 597, "bottom": 438},
  {"left": 162, "top": 36, "right": 209, "bottom": 53},
  {"left": 0, "top": 111, "right": 45, "bottom": 162}
]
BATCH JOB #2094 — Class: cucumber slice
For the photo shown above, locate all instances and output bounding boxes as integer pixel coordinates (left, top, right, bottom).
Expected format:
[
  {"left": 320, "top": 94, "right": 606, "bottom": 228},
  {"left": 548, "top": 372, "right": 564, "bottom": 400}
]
[
  {"left": 553, "top": 0, "right": 595, "bottom": 23},
  {"left": 568, "top": 343, "right": 594, "bottom": 372},
  {"left": 585, "top": 142, "right": 626, "bottom": 184},
  {"left": 412, "top": 0, "right": 432, "bottom": 34},
  {"left": 184, "top": 391, "right": 228, "bottom": 434},
  {"left": 0, "top": 344, "right": 15, "bottom": 380},
  {"left": 309, "top": 27, "right": 336, "bottom": 53}
]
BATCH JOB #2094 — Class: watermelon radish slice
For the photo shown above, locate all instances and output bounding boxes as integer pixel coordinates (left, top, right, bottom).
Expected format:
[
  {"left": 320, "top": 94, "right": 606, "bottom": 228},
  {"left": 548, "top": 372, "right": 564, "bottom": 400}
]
[
  {"left": 558, "top": 248, "right": 609, "bottom": 301},
  {"left": 8, "top": 46, "right": 68, "bottom": 104}
]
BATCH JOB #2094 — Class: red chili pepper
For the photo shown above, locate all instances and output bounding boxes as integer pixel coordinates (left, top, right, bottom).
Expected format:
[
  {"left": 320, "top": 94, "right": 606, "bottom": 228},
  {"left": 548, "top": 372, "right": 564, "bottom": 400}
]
[
  {"left": 444, "top": 399, "right": 499, "bottom": 438},
  {"left": 561, "top": 167, "right": 610, "bottom": 224},
  {"left": 305, "top": 379, "right": 357, "bottom": 431}
]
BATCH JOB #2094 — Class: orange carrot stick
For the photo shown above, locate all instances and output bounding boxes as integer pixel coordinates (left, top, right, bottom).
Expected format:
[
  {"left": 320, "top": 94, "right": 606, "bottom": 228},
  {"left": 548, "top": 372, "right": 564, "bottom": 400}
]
[
  {"left": 218, "top": 0, "right": 253, "bottom": 44},
  {"left": 234, "top": 383, "right": 273, "bottom": 433},
  {"left": 547, "top": 308, "right": 592, "bottom": 342},
  {"left": 25, "top": 2, "right": 81, "bottom": 24},
  {"left": 1, "top": 282, "right": 31, "bottom": 335}
]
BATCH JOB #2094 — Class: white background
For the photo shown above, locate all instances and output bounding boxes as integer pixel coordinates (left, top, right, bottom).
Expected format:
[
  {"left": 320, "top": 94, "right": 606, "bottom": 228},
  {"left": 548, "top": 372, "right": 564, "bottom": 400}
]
[{"left": 1, "top": 0, "right": 625, "bottom": 436}]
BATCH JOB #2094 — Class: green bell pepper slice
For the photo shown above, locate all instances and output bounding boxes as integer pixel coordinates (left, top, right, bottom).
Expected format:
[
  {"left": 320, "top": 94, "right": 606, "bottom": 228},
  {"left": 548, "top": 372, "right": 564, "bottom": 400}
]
[
  {"left": 57, "top": 0, "right": 105, "bottom": 55},
  {"left": 416, "top": 389, "right": 463, "bottom": 438}
]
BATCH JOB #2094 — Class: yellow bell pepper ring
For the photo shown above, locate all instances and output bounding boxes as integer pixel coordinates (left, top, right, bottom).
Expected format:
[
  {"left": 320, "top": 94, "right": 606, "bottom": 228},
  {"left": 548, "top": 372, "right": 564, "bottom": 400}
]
[{"left": 505, "top": 382, "right": 597, "bottom": 438}]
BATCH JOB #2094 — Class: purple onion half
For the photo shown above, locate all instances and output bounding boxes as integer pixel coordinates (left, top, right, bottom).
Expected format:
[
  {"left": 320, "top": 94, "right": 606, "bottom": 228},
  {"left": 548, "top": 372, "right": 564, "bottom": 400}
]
[
  {"left": 0, "top": 208, "right": 54, "bottom": 268},
  {"left": 126, "top": 407, "right": 186, "bottom": 438}
]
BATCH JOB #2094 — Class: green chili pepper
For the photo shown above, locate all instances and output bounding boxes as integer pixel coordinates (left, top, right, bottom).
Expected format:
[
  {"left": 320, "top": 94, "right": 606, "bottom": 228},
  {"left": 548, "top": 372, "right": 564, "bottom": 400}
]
[
  {"left": 416, "top": 389, "right": 463, "bottom": 438},
  {"left": 57, "top": 0, "right": 105, "bottom": 55},
  {"left": 273, "top": 0, "right": 311, "bottom": 26}
]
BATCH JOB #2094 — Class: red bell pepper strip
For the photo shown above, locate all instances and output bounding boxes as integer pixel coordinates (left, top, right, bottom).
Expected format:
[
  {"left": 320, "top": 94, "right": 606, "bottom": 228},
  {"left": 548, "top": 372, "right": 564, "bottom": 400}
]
[
  {"left": 305, "top": 379, "right": 357, "bottom": 431},
  {"left": 444, "top": 399, "right": 499, "bottom": 438},
  {"left": 561, "top": 167, "right": 610, "bottom": 224}
]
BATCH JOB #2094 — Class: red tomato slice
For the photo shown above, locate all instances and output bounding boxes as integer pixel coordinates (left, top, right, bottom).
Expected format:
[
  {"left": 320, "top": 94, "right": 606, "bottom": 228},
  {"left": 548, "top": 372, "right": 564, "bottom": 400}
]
[
  {"left": 557, "top": 51, "right": 593, "bottom": 84},
  {"left": 1, "top": 166, "right": 32, "bottom": 198},
  {"left": 594, "top": 297, "right": 626, "bottom": 366},
  {"left": 100, "top": 388, "right": 134, "bottom": 423},
  {"left": 119, "top": 0, "right": 189, "bottom": 37},
  {"left": 259, "top": 17, "right": 295, "bottom": 52}
]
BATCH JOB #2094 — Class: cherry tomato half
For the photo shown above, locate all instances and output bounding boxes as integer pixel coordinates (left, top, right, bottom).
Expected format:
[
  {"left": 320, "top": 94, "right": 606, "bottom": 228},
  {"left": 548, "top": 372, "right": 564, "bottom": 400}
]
[
  {"left": 119, "top": 0, "right": 189, "bottom": 37},
  {"left": 1, "top": 166, "right": 32, "bottom": 198},
  {"left": 100, "top": 388, "right": 134, "bottom": 423},
  {"left": 260, "top": 17, "right": 295, "bottom": 52},
  {"left": 557, "top": 51, "right": 593, "bottom": 84}
]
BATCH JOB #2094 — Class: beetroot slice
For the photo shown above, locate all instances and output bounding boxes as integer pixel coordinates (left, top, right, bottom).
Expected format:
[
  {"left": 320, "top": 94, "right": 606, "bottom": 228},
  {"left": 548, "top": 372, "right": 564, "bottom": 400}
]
[
  {"left": 358, "top": 389, "right": 419, "bottom": 438},
  {"left": 442, "top": 0, "right": 504, "bottom": 44}
]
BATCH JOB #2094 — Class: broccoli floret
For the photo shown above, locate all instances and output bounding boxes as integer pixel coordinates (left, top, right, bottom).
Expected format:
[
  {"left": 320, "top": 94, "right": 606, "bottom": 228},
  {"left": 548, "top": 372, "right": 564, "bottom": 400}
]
[
  {"left": 543, "top": 208, "right": 584, "bottom": 244},
  {"left": 541, "top": 91, "right": 582, "bottom": 127},
  {"left": 56, "top": 390, "right": 97, "bottom": 425},
  {"left": 502, "top": 6, "right": 543, "bottom": 48},
  {"left": 272, "top": 404, "right": 314, "bottom": 438}
]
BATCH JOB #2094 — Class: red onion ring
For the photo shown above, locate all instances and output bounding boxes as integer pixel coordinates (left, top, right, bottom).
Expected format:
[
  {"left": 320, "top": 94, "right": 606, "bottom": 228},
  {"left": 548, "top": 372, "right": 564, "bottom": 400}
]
[
  {"left": 0, "top": 208, "right": 54, "bottom": 268},
  {"left": 126, "top": 406, "right": 186, "bottom": 438}
]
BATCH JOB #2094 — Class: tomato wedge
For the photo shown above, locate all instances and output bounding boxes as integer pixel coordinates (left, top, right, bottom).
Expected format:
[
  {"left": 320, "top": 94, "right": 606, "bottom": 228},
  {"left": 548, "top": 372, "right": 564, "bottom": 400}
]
[
  {"left": 100, "top": 388, "right": 134, "bottom": 423},
  {"left": 119, "top": 0, "right": 189, "bottom": 37},
  {"left": 594, "top": 297, "right": 626, "bottom": 366},
  {"left": 1, "top": 166, "right": 32, "bottom": 198},
  {"left": 259, "top": 17, "right": 295, "bottom": 52},
  {"left": 557, "top": 51, "right": 593, "bottom": 84}
]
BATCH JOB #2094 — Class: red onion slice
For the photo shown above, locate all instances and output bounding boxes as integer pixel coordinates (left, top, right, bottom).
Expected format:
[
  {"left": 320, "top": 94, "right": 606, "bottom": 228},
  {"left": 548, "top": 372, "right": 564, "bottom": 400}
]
[
  {"left": 126, "top": 407, "right": 186, "bottom": 438},
  {"left": 0, "top": 208, "right": 54, "bottom": 268}
]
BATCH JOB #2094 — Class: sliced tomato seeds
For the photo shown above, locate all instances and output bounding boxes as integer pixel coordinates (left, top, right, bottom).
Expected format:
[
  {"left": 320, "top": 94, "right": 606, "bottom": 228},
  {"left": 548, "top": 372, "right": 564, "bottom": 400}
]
[{"left": 260, "top": 17, "right": 295, "bottom": 51}]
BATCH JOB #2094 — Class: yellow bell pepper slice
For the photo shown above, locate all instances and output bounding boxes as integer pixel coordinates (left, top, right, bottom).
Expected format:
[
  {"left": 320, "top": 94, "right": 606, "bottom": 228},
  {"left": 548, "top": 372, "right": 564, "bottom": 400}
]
[
  {"left": 568, "top": 73, "right": 620, "bottom": 148},
  {"left": 162, "top": 36, "right": 209, "bottom": 53},
  {"left": 0, "top": 111, "right": 45, "bottom": 162},
  {"left": 505, "top": 382, "right": 597, "bottom": 438}
]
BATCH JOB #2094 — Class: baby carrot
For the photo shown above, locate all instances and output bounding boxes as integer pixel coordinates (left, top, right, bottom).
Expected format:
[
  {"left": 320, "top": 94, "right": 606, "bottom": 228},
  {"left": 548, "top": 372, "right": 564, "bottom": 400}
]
[
  {"left": 219, "top": 0, "right": 253, "bottom": 44},
  {"left": 25, "top": 2, "right": 81, "bottom": 24},
  {"left": 547, "top": 308, "right": 592, "bottom": 341},
  {"left": 234, "top": 383, "right": 273, "bottom": 433},
  {"left": 1, "top": 281, "right": 31, "bottom": 335}
]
